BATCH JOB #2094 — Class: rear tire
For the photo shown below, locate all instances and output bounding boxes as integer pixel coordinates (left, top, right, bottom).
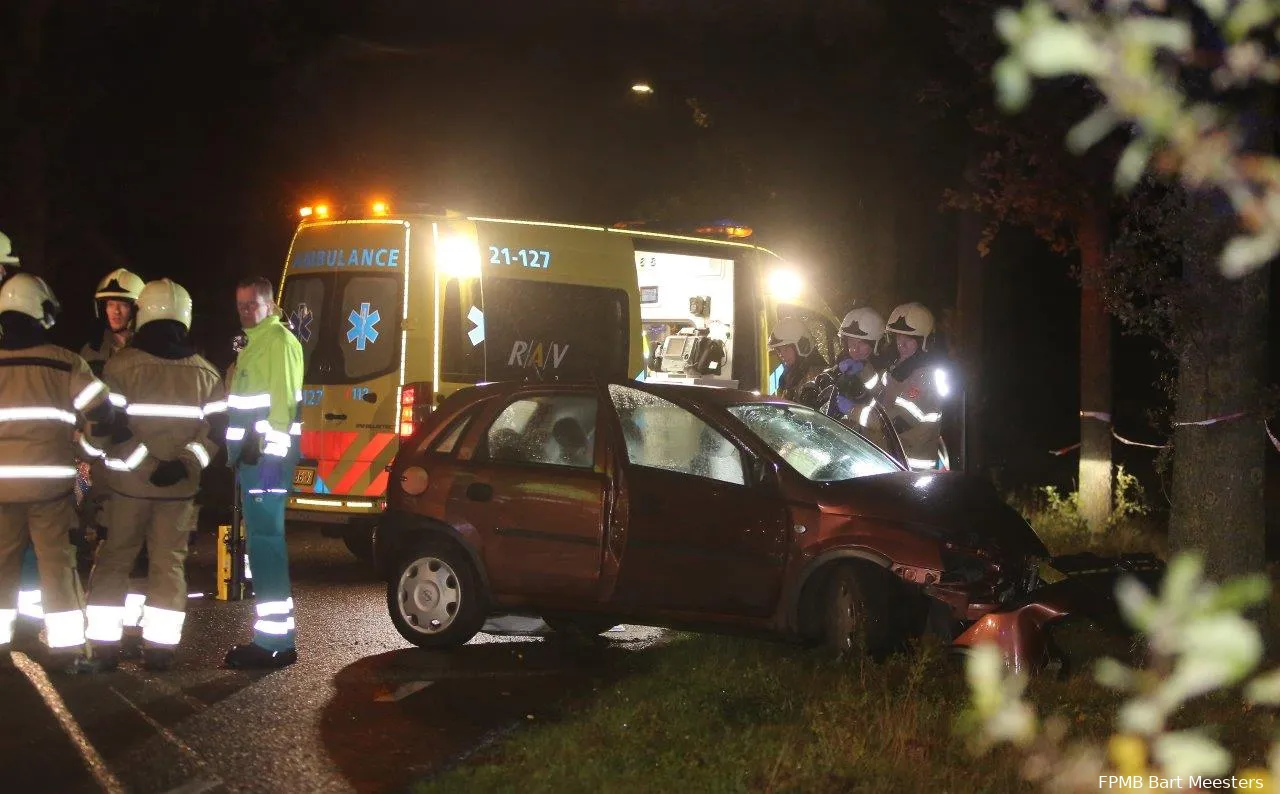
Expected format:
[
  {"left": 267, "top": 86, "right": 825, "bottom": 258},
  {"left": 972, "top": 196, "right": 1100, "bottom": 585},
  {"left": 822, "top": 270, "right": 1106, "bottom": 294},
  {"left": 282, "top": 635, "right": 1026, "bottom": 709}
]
[
  {"left": 821, "top": 563, "right": 895, "bottom": 659},
  {"left": 387, "top": 543, "right": 486, "bottom": 649}
]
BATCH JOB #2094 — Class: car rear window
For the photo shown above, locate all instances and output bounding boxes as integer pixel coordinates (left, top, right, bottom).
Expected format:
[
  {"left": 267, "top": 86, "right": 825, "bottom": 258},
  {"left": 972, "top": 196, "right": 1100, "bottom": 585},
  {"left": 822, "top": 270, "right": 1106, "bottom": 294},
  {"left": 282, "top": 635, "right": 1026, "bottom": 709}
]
[{"left": 483, "top": 394, "right": 598, "bottom": 469}]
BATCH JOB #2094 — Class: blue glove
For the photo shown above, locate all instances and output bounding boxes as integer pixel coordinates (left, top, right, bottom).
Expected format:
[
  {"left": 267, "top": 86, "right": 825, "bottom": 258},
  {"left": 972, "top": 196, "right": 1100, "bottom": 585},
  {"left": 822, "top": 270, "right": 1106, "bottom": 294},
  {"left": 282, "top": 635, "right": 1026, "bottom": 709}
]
[
  {"left": 255, "top": 456, "right": 287, "bottom": 493},
  {"left": 837, "top": 358, "right": 862, "bottom": 375}
]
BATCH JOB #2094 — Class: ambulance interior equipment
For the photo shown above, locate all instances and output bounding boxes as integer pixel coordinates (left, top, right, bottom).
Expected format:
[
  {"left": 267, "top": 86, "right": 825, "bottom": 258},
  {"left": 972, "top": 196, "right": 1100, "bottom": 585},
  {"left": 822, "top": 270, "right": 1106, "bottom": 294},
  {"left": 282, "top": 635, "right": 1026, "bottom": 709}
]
[{"left": 638, "top": 251, "right": 737, "bottom": 387}]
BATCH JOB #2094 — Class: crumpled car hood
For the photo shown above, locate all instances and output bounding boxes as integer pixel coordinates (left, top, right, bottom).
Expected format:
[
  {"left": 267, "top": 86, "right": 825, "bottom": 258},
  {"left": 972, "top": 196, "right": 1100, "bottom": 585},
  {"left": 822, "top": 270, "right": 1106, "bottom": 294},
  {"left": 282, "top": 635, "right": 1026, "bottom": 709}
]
[{"left": 812, "top": 471, "right": 1048, "bottom": 558}]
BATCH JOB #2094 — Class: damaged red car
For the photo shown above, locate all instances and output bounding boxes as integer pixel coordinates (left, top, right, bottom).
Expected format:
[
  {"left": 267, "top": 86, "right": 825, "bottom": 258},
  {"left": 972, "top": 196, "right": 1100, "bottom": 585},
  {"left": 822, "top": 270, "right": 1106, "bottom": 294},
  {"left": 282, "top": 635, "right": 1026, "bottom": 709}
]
[{"left": 375, "top": 380, "right": 1151, "bottom": 670}]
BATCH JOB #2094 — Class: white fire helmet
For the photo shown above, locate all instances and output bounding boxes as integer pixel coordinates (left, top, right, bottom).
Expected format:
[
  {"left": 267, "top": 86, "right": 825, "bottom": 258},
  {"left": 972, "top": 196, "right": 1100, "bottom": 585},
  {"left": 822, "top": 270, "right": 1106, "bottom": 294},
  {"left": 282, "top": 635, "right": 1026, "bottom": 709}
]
[
  {"left": 136, "top": 278, "right": 193, "bottom": 331},
  {"left": 886, "top": 302, "right": 935, "bottom": 351},
  {"left": 838, "top": 307, "right": 885, "bottom": 342},
  {"left": 0, "top": 231, "right": 19, "bottom": 267},
  {"left": 94, "top": 268, "right": 145, "bottom": 317},
  {"left": 0, "top": 273, "right": 61, "bottom": 329},
  {"left": 767, "top": 316, "right": 814, "bottom": 358}
]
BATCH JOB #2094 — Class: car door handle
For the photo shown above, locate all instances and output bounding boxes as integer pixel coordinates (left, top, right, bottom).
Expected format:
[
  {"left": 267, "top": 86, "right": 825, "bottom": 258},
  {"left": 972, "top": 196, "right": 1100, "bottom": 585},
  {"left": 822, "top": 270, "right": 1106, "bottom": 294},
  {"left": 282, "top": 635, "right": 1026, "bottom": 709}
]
[
  {"left": 466, "top": 483, "right": 494, "bottom": 502},
  {"left": 324, "top": 412, "right": 348, "bottom": 421}
]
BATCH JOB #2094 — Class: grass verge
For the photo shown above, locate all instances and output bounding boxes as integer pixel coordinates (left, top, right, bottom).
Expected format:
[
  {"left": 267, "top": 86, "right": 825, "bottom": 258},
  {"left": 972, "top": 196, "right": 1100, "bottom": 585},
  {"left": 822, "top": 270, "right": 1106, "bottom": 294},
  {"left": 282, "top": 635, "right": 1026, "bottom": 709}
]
[{"left": 414, "top": 631, "right": 1276, "bottom": 794}]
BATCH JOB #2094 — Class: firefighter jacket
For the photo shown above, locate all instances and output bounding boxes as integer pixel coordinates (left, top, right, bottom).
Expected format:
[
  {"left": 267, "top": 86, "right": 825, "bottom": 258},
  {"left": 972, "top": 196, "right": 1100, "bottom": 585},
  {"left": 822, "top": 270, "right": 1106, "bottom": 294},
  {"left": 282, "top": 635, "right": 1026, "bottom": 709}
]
[
  {"left": 80, "top": 328, "right": 130, "bottom": 378},
  {"left": 0, "top": 344, "right": 111, "bottom": 503},
  {"left": 880, "top": 352, "right": 949, "bottom": 471},
  {"left": 225, "top": 314, "right": 303, "bottom": 465},
  {"left": 97, "top": 347, "right": 226, "bottom": 500},
  {"left": 777, "top": 352, "right": 829, "bottom": 404}
]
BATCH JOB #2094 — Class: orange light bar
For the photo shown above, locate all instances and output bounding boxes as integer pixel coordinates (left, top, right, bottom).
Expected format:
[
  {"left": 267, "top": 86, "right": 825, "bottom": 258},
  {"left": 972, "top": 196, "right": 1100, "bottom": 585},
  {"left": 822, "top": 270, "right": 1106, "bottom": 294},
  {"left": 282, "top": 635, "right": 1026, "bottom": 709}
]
[
  {"left": 371, "top": 200, "right": 390, "bottom": 217},
  {"left": 314, "top": 205, "right": 331, "bottom": 219},
  {"left": 299, "top": 206, "right": 314, "bottom": 218},
  {"left": 696, "top": 224, "right": 753, "bottom": 239}
]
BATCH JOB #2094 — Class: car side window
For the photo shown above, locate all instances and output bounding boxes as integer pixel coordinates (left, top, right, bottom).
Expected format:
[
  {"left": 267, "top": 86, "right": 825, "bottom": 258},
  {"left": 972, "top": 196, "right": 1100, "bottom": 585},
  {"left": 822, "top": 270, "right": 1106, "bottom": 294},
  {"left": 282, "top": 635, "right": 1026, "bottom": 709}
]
[
  {"left": 425, "top": 405, "right": 480, "bottom": 456},
  {"left": 608, "top": 384, "right": 745, "bottom": 486},
  {"left": 484, "top": 394, "right": 598, "bottom": 469}
]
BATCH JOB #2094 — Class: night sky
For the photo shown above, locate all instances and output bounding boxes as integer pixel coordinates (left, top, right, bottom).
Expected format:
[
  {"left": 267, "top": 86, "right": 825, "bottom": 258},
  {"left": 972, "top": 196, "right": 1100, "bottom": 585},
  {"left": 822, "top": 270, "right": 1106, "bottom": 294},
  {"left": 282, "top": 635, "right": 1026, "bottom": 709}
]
[{"left": 0, "top": 0, "right": 1241, "bottom": 501}]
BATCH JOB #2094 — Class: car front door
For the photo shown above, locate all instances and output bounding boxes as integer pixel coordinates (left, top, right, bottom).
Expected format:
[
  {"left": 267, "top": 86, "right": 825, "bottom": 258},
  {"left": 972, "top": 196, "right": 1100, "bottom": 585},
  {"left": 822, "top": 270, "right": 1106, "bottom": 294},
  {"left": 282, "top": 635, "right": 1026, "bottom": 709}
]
[
  {"left": 455, "top": 390, "right": 608, "bottom": 601},
  {"left": 605, "top": 383, "right": 790, "bottom": 618}
]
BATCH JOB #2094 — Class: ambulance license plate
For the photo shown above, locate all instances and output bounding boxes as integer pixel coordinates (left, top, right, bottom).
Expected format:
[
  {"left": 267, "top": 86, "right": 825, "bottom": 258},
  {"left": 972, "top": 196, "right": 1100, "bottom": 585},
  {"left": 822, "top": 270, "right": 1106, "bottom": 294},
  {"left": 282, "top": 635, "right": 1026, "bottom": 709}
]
[{"left": 294, "top": 467, "right": 316, "bottom": 488}]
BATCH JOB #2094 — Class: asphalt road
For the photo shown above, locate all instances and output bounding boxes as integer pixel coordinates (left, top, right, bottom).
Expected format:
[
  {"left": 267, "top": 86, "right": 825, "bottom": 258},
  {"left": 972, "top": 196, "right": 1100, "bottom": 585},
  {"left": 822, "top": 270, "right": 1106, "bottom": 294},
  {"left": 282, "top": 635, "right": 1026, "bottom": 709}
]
[{"left": 0, "top": 526, "right": 664, "bottom": 794}]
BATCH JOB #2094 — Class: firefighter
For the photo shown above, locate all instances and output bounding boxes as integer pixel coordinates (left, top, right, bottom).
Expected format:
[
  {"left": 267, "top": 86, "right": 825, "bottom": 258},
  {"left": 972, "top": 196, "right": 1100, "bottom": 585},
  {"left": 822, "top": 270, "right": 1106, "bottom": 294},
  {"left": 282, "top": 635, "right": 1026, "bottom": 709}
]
[
  {"left": 807, "top": 307, "right": 887, "bottom": 424},
  {"left": 77, "top": 268, "right": 148, "bottom": 637},
  {"left": 880, "top": 302, "right": 952, "bottom": 471},
  {"left": 80, "top": 280, "right": 225, "bottom": 672},
  {"left": 767, "top": 317, "right": 828, "bottom": 404},
  {"left": 0, "top": 233, "right": 45, "bottom": 638},
  {"left": 0, "top": 274, "right": 117, "bottom": 668},
  {"left": 82, "top": 269, "right": 144, "bottom": 376},
  {"left": 224, "top": 277, "right": 303, "bottom": 669}
]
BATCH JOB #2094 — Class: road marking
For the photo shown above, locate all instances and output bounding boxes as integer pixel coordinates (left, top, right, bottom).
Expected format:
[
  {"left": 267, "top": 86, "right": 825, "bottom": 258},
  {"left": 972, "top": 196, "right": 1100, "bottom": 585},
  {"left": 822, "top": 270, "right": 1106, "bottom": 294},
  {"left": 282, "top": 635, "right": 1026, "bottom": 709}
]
[
  {"left": 375, "top": 680, "right": 434, "bottom": 702},
  {"left": 12, "top": 652, "right": 126, "bottom": 794},
  {"left": 109, "top": 686, "right": 223, "bottom": 789}
]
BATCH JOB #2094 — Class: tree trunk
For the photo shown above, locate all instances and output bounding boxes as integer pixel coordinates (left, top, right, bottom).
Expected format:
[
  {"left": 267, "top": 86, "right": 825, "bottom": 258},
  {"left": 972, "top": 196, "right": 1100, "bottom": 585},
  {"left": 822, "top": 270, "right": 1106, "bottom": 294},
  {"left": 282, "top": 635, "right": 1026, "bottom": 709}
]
[
  {"left": 1168, "top": 219, "right": 1268, "bottom": 582},
  {"left": 1077, "top": 209, "right": 1112, "bottom": 533}
]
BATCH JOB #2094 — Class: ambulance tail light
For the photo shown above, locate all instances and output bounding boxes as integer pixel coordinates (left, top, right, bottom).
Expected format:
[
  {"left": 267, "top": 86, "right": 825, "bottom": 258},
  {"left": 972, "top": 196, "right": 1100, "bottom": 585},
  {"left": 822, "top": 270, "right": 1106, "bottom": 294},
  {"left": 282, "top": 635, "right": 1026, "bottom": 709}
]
[{"left": 399, "top": 382, "right": 433, "bottom": 438}]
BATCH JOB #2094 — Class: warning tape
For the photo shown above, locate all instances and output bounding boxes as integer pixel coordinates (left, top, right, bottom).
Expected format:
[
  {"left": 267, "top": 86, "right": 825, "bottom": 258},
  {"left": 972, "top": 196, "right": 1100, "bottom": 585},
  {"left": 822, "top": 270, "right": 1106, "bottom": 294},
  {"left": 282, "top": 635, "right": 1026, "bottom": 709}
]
[{"left": 1050, "top": 411, "right": 1276, "bottom": 455}]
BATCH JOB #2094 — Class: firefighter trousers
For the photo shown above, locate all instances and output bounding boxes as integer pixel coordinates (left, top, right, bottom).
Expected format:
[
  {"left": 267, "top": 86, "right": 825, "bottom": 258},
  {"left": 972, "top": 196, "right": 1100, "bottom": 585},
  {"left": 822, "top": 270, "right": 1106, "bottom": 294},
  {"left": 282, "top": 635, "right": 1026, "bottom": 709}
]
[
  {"left": 238, "top": 462, "right": 296, "bottom": 652},
  {"left": 86, "top": 496, "right": 193, "bottom": 647},
  {"left": 18, "top": 544, "right": 41, "bottom": 618},
  {"left": 0, "top": 496, "right": 86, "bottom": 649}
]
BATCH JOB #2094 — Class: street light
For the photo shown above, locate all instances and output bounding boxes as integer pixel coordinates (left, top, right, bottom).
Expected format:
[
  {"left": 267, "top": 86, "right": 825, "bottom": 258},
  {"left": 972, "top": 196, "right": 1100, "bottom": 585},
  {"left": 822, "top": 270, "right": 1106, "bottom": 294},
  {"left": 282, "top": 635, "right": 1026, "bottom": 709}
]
[{"left": 630, "top": 82, "right": 654, "bottom": 96}]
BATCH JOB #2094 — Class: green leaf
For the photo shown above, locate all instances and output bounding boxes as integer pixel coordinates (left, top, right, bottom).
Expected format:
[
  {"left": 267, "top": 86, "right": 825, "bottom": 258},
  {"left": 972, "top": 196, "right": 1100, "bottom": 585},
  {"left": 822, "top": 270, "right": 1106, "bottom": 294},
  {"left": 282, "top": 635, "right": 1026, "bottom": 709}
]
[
  {"left": 993, "top": 57, "right": 1032, "bottom": 112},
  {"left": 1116, "top": 575, "right": 1157, "bottom": 631},
  {"left": 1207, "top": 574, "right": 1271, "bottom": 613},
  {"left": 1245, "top": 668, "right": 1280, "bottom": 705},
  {"left": 1067, "top": 107, "right": 1119, "bottom": 153},
  {"left": 1226, "top": 0, "right": 1278, "bottom": 42},
  {"left": 1118, "top": 17, "right": 1195, "bottom": 53},
  {"left": 1095, "top": 657, "right": 1137, "bottom": 691},
  {"left": 1161, "top": 552, "right": 1205, "bottom": 611},
  {"left": 1152, "top": 731, "right": 1233, "bottom": 780},
  {"left": 994, "top": 7, "right": 1025, "bottom": 45},
  {"left": 1119, "top": 697, "right": 1166, "bottom": 735},
  {"left": 1021, "top": 25, "right": 1104, "bottom": 77},
  {"left": 1221, "top": 231, "right": 1280, "bottom": 278},
  {"left": 1114, "top": 139, "right": 1153, "bottom": 192}
]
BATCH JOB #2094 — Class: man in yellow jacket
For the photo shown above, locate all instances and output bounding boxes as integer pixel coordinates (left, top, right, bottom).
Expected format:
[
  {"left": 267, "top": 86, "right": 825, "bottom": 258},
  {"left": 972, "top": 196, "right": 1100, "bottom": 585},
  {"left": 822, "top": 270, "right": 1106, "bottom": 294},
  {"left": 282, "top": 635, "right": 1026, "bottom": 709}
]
[
  {"left": 0, "top": 274, "right": 117, "bottom": 668},
  {"left": 81, "top": 279, "right": 225, "bottom": 672},
  {"left": 224, "top": 277, "right": 303, "bottom": 669}
]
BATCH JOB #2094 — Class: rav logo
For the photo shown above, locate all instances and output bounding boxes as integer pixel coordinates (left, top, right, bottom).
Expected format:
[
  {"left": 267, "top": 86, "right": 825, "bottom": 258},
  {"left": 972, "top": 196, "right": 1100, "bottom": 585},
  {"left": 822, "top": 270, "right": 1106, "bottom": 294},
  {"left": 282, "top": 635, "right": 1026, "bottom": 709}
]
[{"left": 507, "top": 340, "right": 570, "bottom": 371}]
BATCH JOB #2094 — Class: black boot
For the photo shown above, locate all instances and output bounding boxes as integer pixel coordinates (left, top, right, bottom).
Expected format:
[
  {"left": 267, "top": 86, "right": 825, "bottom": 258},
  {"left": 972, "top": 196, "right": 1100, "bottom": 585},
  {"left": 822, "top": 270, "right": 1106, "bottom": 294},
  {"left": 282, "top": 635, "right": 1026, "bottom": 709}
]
[
  {"left": 142, "top": 644, "right": 177, "bottom": 672},
  {"left": 65, "top": 641, "right": 119, "bottom": 674},
  {"left": 224, "top": 643, "right": 296, "bottom": 670},
  {"left": 120, "top": 628, "right": 143, "bottom": 660}
]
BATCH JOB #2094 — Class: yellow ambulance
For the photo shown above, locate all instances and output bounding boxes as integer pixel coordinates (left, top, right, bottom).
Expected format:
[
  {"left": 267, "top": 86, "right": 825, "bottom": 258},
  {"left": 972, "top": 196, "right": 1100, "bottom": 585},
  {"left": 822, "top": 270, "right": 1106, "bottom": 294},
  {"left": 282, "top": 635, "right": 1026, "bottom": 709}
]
[{"left": 276, "top": 204, "right": 835, "bottom": 557}]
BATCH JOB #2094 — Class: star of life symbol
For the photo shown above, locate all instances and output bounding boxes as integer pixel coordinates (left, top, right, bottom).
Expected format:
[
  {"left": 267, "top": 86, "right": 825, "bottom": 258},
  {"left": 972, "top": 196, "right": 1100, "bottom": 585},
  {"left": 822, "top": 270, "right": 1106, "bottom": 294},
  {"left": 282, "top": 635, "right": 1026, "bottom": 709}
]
[
  {"left": 346, "top": 302, "right": 381, "bottom": 351},
  {"left": 290, "top": 303, "right": 314, "bottom": 343}
]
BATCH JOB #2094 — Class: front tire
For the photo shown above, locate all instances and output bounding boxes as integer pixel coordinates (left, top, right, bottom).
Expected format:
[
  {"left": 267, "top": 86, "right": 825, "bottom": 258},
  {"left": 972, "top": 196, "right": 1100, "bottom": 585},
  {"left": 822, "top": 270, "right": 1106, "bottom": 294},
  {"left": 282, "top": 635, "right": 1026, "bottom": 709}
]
[
  {"left": 387, "top": 543, "right": 486, "bottom": 648},
  {"left": 821, "top": 563, "right": 895, "bottom": 659}
]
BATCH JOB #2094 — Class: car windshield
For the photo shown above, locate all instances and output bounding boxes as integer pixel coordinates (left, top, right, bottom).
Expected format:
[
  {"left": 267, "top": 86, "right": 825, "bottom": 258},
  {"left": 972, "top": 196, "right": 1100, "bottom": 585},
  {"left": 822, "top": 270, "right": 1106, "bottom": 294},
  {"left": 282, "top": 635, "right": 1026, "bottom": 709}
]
[{"left": 727, "top": 402, "right": 900, "bottom": 482}]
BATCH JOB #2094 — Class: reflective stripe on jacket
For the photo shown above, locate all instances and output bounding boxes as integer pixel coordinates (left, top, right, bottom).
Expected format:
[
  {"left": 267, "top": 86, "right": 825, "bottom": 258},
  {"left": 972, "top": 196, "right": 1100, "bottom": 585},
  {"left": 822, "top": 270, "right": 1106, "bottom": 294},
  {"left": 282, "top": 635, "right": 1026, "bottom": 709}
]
[
  {"left": 226, "top": 314, "right": 303, "bottom": 462},
  {"left": 100, "top": 348, "right": 226, "bottom": 499},
  {"left": 0, "top": 345, "right": 109, "bottom": 502},
  {"left": 881, "top": 354, "right": 948, "bottom": 471}
]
